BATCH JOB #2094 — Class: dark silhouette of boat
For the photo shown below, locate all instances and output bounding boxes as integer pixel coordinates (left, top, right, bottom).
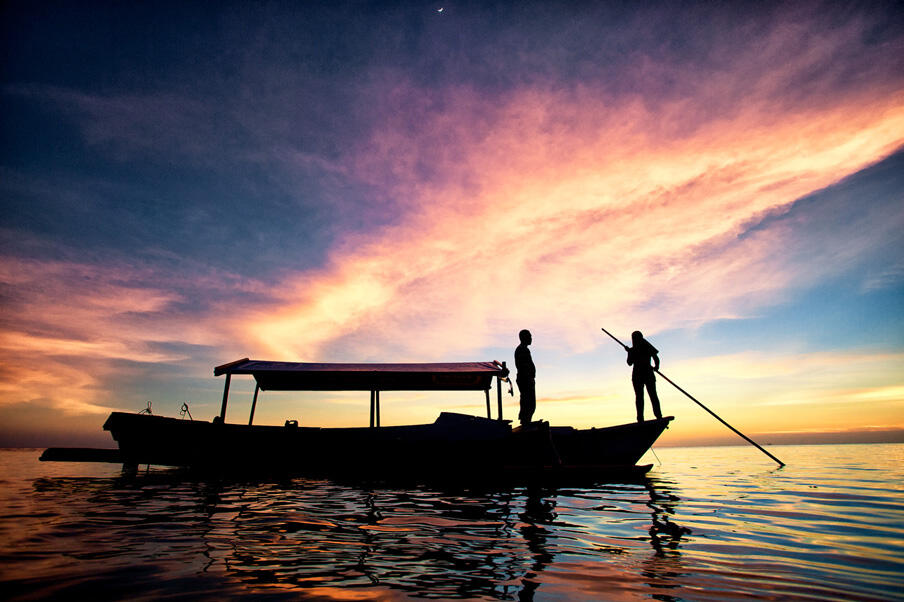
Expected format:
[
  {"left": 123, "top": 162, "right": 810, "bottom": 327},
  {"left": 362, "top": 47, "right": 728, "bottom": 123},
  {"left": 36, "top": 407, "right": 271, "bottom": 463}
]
[{"left": 46, "top": 359, "right": 673, "bottom": 479}]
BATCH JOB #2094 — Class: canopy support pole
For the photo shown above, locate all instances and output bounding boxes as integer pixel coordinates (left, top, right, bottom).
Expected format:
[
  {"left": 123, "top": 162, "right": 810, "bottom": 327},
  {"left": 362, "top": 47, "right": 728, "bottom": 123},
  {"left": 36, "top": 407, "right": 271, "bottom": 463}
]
[
  {"left": 485, "top": 389, "right": 491, "bottom": 419},
  {"left": 376, "top": 390, "right": 381, "bottom": 427},
  {"left": 219, "top": 373, "right": 231, "bottom": 421},
  {"left": 497, "top": 364, "right": 504, "bottom": 421},
  {"left": 248, "top": 383, "right": 260, "bottom": 426},
  {"left": 370, "top": 390, "right": 375, "bottom": 428}
]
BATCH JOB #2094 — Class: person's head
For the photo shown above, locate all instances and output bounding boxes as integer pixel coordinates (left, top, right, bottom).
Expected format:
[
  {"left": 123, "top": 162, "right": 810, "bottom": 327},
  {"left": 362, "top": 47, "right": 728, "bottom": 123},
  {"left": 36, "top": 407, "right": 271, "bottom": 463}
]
[
  {"left": 519, "top": 329, "right": 532, "bottom": 345},
  {"left": 631, "top": 330, "right": 643, "bottom": 345}
]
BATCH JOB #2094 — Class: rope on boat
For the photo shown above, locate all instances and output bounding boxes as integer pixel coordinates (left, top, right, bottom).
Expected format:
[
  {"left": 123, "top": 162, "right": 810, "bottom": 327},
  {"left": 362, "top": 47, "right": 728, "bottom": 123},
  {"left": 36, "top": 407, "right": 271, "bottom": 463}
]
[
  {"left": 650, "top": 446, "right": 662, "bottom": 466},
  {"left": 139, "top": 401, "right": 152, "bottom": 415},
  {"left": 180, "top": 402, "right": 193, "bottom": 421}
]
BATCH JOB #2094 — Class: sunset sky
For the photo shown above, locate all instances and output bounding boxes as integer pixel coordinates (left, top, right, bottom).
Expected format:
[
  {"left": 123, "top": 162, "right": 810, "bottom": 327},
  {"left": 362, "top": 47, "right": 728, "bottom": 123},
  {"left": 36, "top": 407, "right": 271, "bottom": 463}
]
[{"left": 2, "top": 1, "right": 903, "bottom": 448}]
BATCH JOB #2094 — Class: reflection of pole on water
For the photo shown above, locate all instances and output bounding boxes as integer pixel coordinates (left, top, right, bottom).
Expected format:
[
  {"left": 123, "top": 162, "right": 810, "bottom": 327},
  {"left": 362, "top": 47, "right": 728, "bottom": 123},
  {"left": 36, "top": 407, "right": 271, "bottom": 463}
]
[
  {"left": 640, "top": 476, "right": 690, "bottom": 595},
  {"left": 644, "top": 477, "right": 690, "bottom": 557}
]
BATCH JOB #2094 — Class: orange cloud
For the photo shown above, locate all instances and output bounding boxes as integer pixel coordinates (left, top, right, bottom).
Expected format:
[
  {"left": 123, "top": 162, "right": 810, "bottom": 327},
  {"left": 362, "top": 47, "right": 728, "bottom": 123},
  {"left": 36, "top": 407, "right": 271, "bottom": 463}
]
[
  {"left": 0, "top": 256, "right": 262, "bottom": 414},
  {"left": 244, "top": 81, "right": 904, "bottom": 360}
]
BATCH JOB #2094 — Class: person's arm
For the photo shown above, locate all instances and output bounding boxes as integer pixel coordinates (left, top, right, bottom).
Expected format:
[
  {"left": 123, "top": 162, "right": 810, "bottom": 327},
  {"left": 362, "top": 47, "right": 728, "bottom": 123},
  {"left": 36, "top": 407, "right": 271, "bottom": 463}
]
[
  {"left": 652, "top": 352, "right": 660, "bottom": 371},
  {"left": 626, "top": 347, "right": 634, "bottom": 366}
]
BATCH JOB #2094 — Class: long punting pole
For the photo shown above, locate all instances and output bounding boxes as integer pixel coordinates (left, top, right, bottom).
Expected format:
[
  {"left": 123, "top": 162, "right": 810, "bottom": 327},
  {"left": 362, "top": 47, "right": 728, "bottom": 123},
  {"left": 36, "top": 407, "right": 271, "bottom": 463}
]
[{"left": 601, "top": 327, "right": 785, "bottom": 467}]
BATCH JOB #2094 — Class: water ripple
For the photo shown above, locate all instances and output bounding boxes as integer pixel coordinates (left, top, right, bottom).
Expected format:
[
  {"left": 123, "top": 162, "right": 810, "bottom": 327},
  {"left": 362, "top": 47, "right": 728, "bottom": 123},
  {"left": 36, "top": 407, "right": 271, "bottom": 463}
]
[{"left": 1, "top": 444, "right": 903, "bottom": 600}]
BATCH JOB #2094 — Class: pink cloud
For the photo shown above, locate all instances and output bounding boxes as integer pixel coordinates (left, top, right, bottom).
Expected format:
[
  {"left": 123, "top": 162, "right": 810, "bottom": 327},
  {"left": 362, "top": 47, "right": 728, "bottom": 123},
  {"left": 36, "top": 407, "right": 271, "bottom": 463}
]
[
  {"left": 243, "top": 73, "right": 904, "bottom": 359},
  {"left": 0, "top": 254, "right": 269, "bottom": 413}
]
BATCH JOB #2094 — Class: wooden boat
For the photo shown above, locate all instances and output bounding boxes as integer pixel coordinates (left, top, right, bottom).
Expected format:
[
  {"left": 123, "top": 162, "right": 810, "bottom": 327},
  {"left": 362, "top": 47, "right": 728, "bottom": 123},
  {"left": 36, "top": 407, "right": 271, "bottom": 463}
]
[{"left": 48, "top": 358, "right": 674, "bottom": 479}]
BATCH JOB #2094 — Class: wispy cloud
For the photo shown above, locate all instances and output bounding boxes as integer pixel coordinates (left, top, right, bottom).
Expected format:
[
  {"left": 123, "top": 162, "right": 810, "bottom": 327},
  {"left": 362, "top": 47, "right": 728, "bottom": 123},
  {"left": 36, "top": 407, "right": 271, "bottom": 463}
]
[
  {"left": 861, "top": 260, "right": 904, "bottom": 293},
  {"left": 1, "top": 2, "right": 902, "bottom": 438},
  {"left": 0, "top": 253, "right": 268, "bottom": 413},
  {"left": 245, "top": 82, "right": 904, "bottom": 360},
  {"left": 667, "top": 351, "right": 904, "bottom": 383},
  {"left": 226, "top": 7, "right": 901, "bottom": 361}
]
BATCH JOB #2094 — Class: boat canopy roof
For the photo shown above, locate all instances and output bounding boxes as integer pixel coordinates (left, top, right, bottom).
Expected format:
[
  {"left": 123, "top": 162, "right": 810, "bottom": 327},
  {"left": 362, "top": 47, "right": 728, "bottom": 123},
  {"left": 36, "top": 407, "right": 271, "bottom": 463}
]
[{"left": 214, "top": 358, "right": 505, "bottom": 391}]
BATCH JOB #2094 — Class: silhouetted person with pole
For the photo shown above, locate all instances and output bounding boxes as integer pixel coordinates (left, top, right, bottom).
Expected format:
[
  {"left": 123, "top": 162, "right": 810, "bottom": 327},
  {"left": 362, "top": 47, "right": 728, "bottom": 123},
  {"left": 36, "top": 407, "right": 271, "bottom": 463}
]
[
  {"left": 626, "top": 330, "right": 662, "bottom": 422},
  {"left": 515, "top": 329, "right": 536, "bottom": 426}
]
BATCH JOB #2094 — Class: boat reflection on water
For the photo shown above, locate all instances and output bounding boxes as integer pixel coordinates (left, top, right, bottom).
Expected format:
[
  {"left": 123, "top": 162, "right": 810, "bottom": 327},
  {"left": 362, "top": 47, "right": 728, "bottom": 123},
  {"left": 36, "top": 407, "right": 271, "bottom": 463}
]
[
  {"left": 20, "top": 460, "right": 694, "bottom": 599},
  {"left": 10, "top": 445, "right": 903, "bottom": 600},
  {"left": 93, "top": 470, "right": 693, "bottom": 599}
]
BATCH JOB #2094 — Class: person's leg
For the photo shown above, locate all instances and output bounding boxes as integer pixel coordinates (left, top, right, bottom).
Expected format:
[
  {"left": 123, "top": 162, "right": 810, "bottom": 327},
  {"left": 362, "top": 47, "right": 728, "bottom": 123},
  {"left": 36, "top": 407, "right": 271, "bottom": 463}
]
[
  {"left": 518, "top": 379, "right": 536, "bottom": 425},
  {"left": 517, "top": 379, "right": 526, "bottom": 424},
  {"left": 633, "top": 379, "right": 645, "bottom": 422},
  {"left": 524, "top": 380, "right": 536, "bottom": 424},
  {"left": 525, "top": 399, "right": 535, "bottom": 424},
  {"left": 647, "top": 377, "right": 662, "bottom": 419}
]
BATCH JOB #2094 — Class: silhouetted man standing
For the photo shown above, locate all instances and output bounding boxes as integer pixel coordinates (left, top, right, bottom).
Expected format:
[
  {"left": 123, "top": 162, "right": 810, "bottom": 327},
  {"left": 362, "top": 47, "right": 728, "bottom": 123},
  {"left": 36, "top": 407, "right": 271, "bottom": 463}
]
[
  {"left": 515, "top": 329, "right": 536, "bottom": 426},
  {"left": 626, "top": 330, "right": 662, "bottom": 422}
]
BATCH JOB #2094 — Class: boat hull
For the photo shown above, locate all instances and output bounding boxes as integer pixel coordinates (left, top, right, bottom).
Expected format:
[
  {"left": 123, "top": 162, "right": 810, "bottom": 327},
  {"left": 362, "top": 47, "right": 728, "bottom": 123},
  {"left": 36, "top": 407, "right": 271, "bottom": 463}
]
[{"left": 102, "top": 411, "right": 672, "bottom": 478}]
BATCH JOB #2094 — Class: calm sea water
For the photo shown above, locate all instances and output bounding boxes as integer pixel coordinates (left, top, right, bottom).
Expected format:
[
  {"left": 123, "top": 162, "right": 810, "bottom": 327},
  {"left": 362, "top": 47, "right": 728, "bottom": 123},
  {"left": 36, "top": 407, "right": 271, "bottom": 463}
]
[{"left": 1, "top": 444, "right": 902, "bottom": 601}]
